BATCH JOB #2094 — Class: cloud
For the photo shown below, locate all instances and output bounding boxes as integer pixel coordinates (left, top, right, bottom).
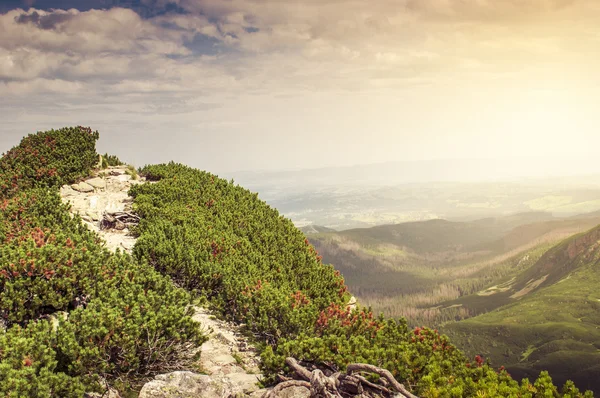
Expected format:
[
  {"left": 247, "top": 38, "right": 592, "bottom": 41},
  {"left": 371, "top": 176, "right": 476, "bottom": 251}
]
[
  {"left": 15, "top": 10, "right": 73, "bottom": 29},
  {"left": 1, "top": 0, "right": 600, "bottom": 170}
]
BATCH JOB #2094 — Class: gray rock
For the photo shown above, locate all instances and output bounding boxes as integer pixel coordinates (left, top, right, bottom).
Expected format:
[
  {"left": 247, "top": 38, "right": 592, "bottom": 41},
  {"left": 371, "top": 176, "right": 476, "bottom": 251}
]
[
  {"left": 212, "top": 353, "right": 238, "bottom": 366},
  {"left": 85, "top": 388, "right": 121, "bottom": 398},
  {"left": 249, "top": 389, "right": 270, "bottom": 398},
  {"left": 86, "top": 177, "right": 106, "bottom": 189},
  {"left": 216, "top": 331, "right": 237, "bottom": 346},
  {"left": 271, "top": 386, "right": 310, "bottom": 398},
  {"left": 86, "top": 211, "right": 100, "bottom": 222},
  {"left": 72, "top": 182, "right": 94, "bottom": 193},
  {"left": 139, "top": 372, "right": 231, "bottom": 398},
  {"left": 227, "top": 373, "right": 260, "bottom": 393}
]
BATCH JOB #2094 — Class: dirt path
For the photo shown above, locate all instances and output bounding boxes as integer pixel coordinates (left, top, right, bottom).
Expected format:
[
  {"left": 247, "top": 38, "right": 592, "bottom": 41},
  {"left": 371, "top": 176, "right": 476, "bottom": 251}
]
[{"left": 60, "top": 166, "right": 265, "bottom": 397}]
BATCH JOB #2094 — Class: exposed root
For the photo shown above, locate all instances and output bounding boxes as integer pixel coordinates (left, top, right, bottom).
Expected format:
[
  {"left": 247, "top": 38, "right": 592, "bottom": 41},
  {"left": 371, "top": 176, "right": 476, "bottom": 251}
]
[{"left": 270, "top": 357, "right": 420, "bottom": 398}]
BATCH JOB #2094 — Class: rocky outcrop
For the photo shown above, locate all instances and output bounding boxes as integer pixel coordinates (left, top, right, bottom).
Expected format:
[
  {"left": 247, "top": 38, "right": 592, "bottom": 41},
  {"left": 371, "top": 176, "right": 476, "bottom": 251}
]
[
  {"left": 60, "top": 166, "right": 141, "bottom": 253},
  {"left": 139, "top": 372, "right": 232, "bottom": 398},
  {"left": 138, "top": 307, "right": 264, "bottom": 397}
]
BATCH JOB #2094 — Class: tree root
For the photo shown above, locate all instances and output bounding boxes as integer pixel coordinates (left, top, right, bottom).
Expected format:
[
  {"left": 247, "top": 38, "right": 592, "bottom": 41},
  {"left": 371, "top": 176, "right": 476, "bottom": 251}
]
[{"left": 269, "top": 357, "right": 420, "bottom": 398}]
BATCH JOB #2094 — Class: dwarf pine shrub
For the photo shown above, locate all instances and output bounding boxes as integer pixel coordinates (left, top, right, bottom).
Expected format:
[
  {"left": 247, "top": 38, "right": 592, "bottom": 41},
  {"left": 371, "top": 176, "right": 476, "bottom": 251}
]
[{"left": 0, "top": 128, "right": 205, "bottom": 396}]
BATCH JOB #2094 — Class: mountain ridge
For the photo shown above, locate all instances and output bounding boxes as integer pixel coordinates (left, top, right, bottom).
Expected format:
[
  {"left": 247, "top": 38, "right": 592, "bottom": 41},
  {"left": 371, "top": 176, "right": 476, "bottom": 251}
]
[{"left": 0, "top": 127, "right": 594, "bottom": 397}]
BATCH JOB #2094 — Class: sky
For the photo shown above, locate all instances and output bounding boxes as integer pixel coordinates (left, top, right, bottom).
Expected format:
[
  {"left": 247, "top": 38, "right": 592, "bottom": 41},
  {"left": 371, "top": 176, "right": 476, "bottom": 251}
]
[{"left": 1, "top": 0, "right": 600, "bottom": 176}]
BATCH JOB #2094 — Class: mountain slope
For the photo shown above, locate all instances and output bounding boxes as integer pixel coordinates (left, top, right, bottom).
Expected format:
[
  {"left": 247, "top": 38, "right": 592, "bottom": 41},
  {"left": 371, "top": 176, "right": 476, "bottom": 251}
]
[
  {"left": 0, "top": 127, "right": 593, "bottom": 397},
  {"left": 307, "top": 214, "right": 600, "bottom": 325},
  {"left": 443, "top": 225, "right": 600, "bottom": 393}
]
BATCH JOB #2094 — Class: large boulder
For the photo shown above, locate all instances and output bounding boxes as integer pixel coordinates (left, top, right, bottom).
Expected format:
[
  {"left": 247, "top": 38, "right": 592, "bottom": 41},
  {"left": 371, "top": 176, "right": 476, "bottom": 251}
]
[{"left": 139, "top": 372, "right": 231, "bottom": 398}]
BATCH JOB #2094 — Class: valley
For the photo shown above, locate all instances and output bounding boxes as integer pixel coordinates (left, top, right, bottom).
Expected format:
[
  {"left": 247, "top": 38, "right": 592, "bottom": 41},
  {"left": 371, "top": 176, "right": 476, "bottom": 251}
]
[{"left": 304, "top": 211, "right": 600, "bottom": 393}]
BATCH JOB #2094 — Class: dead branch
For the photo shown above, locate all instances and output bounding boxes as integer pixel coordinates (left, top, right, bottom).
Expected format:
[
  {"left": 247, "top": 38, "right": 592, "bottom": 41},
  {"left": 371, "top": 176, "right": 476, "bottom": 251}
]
[{"left": 285, "top": 357, "right": 312, "bottom": 381}]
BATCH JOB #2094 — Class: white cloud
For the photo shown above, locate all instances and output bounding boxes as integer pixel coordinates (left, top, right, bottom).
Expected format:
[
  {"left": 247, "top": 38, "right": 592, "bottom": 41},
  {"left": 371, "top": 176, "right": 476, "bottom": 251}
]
[{"left": 1, "top": 0, "right": 600, "bottom": 173}]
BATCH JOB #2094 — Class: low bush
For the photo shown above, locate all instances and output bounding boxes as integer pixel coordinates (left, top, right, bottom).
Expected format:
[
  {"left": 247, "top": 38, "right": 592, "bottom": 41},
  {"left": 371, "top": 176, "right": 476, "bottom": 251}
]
[
  {"left": 0, "top": 321, "right": 85, "bottom": 398},
  {"left": 0, "top": 126, "right": 99, "bottom": 198},
  {"left": 0, "top": 129, "right": 206, "bottom": 396}
]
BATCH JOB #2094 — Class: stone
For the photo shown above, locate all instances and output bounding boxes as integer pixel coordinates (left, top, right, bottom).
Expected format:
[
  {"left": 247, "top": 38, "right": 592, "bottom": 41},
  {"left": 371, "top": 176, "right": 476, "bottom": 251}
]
[
  {"left": 216, "top": 331, "right": 237, "bottom": 346},
  {"left": 72, "top": 182, "right": 94, "bottom": 193},
  {"left": 249, "top": 389, "right": 270, "bottom": 398},
  {"left": 271, "top": 386, "right": 310, "bottom": 398},
  {"left": 212, "top": 353, "right": 237, "bottom": 366},
  {"left": 85, "top": 388, "right": 121, "bottom": 398},
  {"left": 139, "top": 372, "right": 231, "bottom": 398},
  {"left": 86, "top": 211, "right": 100, "bottom": 221},
  {"left": 87, "top": 177, "right": 107, "bottom": 189},
  {"left": 347, "top": 295, "right": 357, "bottom": 311},
  {"left": 227, "top": 373, "right": 260, "bottom": 393}
]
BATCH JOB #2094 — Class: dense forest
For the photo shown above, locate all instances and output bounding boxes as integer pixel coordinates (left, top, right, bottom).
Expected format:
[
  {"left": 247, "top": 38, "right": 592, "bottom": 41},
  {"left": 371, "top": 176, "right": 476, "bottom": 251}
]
[{"left": 0, "top": 127, "right": 593, "bottom": 397}]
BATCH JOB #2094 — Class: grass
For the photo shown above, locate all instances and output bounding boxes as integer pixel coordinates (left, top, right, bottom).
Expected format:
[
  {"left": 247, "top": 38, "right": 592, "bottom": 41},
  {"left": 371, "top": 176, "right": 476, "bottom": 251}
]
[{"left": 125, "top": 165, "right": 138, "bottom": 180}]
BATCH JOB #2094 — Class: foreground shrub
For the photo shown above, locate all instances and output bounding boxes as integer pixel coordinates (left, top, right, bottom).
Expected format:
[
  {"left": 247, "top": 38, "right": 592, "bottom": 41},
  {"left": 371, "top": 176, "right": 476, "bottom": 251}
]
[
  {"left": 0, "top": 129, "right": 206, "bottom": 394},
  {"left": 58, "top": 256, "right": 206, "bottom": 384},
  {"left": 0, "top": 321, "right": 85, "bottom": 398}
]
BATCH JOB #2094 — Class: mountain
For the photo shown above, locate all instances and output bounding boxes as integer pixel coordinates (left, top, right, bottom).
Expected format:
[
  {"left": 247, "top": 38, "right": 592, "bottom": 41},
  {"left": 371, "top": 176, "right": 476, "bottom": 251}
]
[
  {"left": 307, "top": 213, "right": 600, "bottom": 323},
  {"left": 0, "top": 127, "right": 592, "bottom": 397},
  {"left": 300, "top": 224, "right": 337, "bottom": 234},
  {"left": 443, "top": 225, "right": 600, "bottom": 393}
]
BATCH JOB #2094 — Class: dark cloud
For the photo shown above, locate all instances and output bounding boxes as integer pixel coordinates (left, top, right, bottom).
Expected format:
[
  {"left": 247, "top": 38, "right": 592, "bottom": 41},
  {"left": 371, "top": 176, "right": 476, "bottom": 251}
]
[{"left": 14, "top": 10, "right": 73, "bottom": 29}]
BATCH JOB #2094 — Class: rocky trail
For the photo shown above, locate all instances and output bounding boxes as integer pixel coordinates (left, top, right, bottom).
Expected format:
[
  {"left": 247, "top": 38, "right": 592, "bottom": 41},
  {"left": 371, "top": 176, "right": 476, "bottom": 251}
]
[{"left": 60, "top": 167, "right": 271, "bottom": 398}]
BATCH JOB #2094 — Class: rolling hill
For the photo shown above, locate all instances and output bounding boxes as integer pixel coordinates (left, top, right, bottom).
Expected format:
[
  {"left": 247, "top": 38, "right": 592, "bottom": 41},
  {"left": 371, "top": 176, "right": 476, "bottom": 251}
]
[
  {"left": 307, "top": 213, "right": 600, "bottom": 325},
  {"left": 443, "top": 225, "right": 600, "bottom": 393}
]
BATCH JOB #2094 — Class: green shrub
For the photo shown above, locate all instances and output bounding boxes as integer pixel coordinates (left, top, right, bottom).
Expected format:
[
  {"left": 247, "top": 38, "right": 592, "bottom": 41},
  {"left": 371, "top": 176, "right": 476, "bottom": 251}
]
[
  {"left": 0, "top": 129, "right": 206, "bottom": 395},
  {"left": 0, "top": 126, "right": 99, "bottom": 198},
  {"left": 58, "top": 261, "right": 206, "bottom": 384},
  {"left": 131, "top": 163, "right": 347, "bottom": 343},
  {"left": 131, "top": 162, "right": 592, "bottom": 397},
  {"left": 0, "top": 321, "right": 85, "bottom": 398},
  {"left": 102, "top": 153, "right": 124, "bottom": 167}
]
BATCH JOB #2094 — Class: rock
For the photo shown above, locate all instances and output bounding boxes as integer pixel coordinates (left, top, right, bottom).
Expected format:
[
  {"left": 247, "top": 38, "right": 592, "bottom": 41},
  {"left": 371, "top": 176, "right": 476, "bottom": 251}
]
[
  {"left": 86, "top": 211, "right": 100, "bottom": 222},
  {"left": 347, "top": 295, "right": 357, "bottom": 311},
  {"left": 270, "top": 386, "right": 310, "bottom": 398},
  {"left": 227, "top": 373, "right": 260, "bottom": 393},
  {"left": 249, "top": 389, "right": 270, "bottom": 398},
  {"left": 60, "top": 185, "right": 76, "bottom": 197},
  {"left": 86, "top": 177, "right": 106, "bottom": 189},
  {"left": 212, "top": 353, "right": 238, "bottom": 366},
  {"left": 139, "top": 372, "right": 231, "bottom": 398},
  {"left": 216, "top": 331, "right": 237, "bottom": 346},
  {"left": 85, "top": 388, "right": 121, "bottom": 398},
  {"left": 72, "top": 182, "right": 94, "bottom": 193}
]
